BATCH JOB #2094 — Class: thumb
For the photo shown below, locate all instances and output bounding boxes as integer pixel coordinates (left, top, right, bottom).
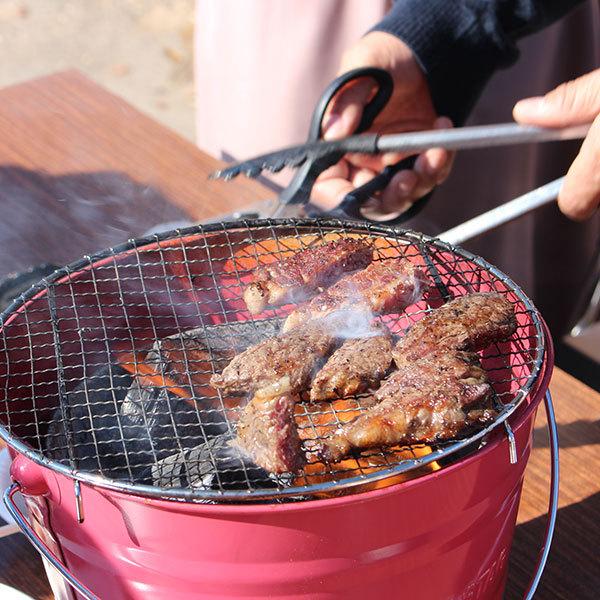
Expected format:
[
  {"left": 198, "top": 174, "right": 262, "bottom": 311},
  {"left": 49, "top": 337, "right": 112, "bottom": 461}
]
[
  {"left": 322, "top": 77, "right": 375, "bottom": 140},
  {"left": 513, "top": 68, "right": 600, "bottom": 127}
]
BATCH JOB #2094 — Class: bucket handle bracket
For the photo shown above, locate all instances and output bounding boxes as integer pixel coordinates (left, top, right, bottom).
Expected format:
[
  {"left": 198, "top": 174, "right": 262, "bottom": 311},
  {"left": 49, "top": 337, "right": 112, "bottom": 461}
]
[{"left": 3, "top": 482, "right": 98, "bottom": 600}]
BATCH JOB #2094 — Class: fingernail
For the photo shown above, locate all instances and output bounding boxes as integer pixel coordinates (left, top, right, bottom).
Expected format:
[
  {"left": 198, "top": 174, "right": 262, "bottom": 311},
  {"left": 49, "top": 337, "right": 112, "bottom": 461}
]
[
  {"left": 435, "top": 116, "right": 453, "bottom": 129},
  {"left": 428, "top": 153, "right": 445, "bottom": 175},
  {"left": 397, "top": 177, "right": 416, "bottom": 197},
  {"left": 322, "top": 112, "right": 339, "bottom": 135},
  {"left": 323, "top": 114, "right": 346, "bottom": 140},
  {"left": 323, "top": 121, "right": 344, "bottom": 140},
  {"left": 323, "top": 111, "right": 350, "bottom": 140},
  {"left": 514, "top": 96, "right": 546, "bottom": 118}
]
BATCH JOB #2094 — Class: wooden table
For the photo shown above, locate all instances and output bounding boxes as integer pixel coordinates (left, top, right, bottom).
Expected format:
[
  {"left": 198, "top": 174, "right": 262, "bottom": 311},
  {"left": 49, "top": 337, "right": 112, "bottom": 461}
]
[{"left": 0, "top": 72, "right": 598, "bottom": 600}]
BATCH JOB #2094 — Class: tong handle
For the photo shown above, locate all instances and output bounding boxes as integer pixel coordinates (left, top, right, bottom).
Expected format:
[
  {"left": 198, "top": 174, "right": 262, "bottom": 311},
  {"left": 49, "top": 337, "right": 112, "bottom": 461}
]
[
  {"left": 279, "top": 67, "right": 393, "bottom": 205},
  {"left": 334, "top": 156, "right": 428, "bottom": 225},
  {"left": 308, "top": 67, "right": 393, "bottom": 140},
  {"left": 439, "top": 177, "right": 564, "bottom": 245}
]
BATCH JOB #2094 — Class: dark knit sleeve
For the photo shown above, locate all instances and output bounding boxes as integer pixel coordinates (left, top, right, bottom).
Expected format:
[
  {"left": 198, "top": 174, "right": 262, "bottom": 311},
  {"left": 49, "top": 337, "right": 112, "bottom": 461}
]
[{"left": 371, "top": 0, "right": 585, "bottom": 125}]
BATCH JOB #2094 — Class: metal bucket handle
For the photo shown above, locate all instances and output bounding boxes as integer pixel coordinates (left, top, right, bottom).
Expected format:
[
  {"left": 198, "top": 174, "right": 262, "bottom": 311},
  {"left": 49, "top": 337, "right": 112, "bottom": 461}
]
[
  {"left": 3, "top": 390, "right": 559, "bottom": 600},
  {"left": 3, "top": 482, "right": 98, "bottom": 600}
]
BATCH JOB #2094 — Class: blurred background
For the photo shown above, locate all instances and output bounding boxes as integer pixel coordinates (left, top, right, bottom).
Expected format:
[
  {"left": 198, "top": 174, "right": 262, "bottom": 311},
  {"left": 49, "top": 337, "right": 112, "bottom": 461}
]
[
  {"left": 0, "top": 0, "right": 195, "bottom": 140},
  {"left": 0, "top": 0, "right": 597, "bottom": 373}
]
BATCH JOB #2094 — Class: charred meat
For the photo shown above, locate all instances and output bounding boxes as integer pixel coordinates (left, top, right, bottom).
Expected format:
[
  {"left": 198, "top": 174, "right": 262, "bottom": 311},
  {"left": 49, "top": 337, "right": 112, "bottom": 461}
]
[
  {"left": 393, "top": 292, "right": 517, "bottom": 365},
  {"left": 235, "top": 387, "right": 304, "bottom": 473},
  {"left": 210, "top": 323, "right": 335, "bottom": 395},
  {"left": 244, "top": 238, "right": 373, "bottom": 314},
  {"left": 309, "top": 324, "right": 393, "bottom": 402},
  {"left": 318, "top": 351, "right": 496, "bottom": 462},
  {"left": 283, "top": 258, "right": 427, "bottom": 331}
]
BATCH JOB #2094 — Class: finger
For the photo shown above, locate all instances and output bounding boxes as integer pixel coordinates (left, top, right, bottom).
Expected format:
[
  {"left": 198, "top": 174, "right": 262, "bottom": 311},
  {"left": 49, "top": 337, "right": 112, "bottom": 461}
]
[
  {"left": 351, "top": 168, "right": 377, "bottom": 188},
  {"left": 317, "top": 159, "right": 350, "bottom": 182},
  {"left": 360, "top": 196, "right": 410, "bottom": 222},
  {"left": 345, "top": 151, "right": 406, "bottom": 172},
  {"left": 513, "top": 68, "right": 600, "bottom": 127},
  {"left": 558, "top": 113, "right": 600, "bottom": 220},
  {"left": 354, "top": 115, "right": 454, "bottom": 188},
  {"left": 311, "top": 176, "right": 355, "bottom": 212},
  {"left": 380, "top": 117, "right": 455, "bottom": 206},
  {"left": 417, "top": 116, "right": 455, "bottom": 184},
  {"left": 379, "top": 169, "right": 419, "bottom": 214},
  {"left": 417, "top": 147, "right": 450, "bottom": 181},
  {"left": 322, "top": 78, "right": 374, "bottom": 140},
  {"left": 428, "top": 116, "right": 455, "bottom": 183}
]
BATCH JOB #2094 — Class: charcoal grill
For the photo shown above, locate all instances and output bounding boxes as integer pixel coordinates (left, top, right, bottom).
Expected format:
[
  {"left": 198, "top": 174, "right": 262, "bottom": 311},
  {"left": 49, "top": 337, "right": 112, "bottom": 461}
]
[{"left": 0, "top": 219, "right": 557, "bottom": 600}]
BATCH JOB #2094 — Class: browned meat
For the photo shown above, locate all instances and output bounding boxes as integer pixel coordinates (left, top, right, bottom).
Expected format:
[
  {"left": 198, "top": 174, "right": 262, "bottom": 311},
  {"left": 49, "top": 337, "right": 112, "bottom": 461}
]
[
  {"left": 393, "top": 292, "right": 517, "bottom": 365},
  {"left": 243, "top": 238, "right": 373, "bottom": 314},
  {"left": 317, "top": 294, "right": 515, "bottom": 461},
  {"left": 283, "top": 258, "right": 427, "bottom": 331},
  {"left": 318, "top": 351, "right": 496, "bottom": 462},
  {"left": 235, "top": 387, "right": 304, "bottom": 473},
  {"left": 309, "top": 324, "right": 393, "bottom": 402},
  {"left": 210, "top": 323, "right": 335, "bottom": 395}
]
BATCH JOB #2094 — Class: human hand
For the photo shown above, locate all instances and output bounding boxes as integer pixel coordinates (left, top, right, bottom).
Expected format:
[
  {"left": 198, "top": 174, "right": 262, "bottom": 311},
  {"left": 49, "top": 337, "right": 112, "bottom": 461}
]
[
  {"left": 311, "top": 31, "right": 454, "bottom": 219},
  {"left": 513, "top": 68, "right": 600, "bottom": 221}
]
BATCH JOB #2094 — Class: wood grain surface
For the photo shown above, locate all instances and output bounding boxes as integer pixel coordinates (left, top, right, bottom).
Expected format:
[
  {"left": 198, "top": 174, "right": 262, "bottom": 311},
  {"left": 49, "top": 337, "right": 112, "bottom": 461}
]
[
  {"left": 507, "top": 370, "right": 600, "bottom": 600},
  {"left": 0, "top": 72, "right": 598, "bottom": 600},
  {"left": 0, "top": 70, "right": 270, "bottom": 280}
]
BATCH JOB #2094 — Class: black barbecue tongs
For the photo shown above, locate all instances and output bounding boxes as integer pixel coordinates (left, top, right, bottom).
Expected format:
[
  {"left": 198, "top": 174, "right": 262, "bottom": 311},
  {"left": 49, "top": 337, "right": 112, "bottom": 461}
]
[
  {"left": 210, "top": 67, "right": 590, "bottom": 225},
  {"left": 212, "top": 67, "right": 424, "bottom": 225}
]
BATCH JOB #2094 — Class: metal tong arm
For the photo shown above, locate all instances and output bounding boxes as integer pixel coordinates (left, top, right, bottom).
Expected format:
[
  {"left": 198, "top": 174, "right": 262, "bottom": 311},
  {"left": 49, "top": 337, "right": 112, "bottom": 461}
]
[
  {"left": 212, "top": 123, "right": 589, "bottom": 182},
  {"left": 439, "top": 177, "right": 564, "bottom": 245},
  {"left": 376, "top": 122, "right": 590, "bottom": 154}
]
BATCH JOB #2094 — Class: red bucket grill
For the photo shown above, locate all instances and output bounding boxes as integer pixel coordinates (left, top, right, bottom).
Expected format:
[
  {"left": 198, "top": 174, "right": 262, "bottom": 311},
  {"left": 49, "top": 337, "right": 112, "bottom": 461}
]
[{"left": 0, "top": 219, "right": 554, "bottom": 599}]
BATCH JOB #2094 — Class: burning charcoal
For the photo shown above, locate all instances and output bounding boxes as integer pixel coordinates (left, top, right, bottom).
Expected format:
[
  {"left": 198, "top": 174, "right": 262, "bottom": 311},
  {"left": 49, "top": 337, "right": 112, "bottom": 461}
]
[
  {"left": 197, "top": 320, "right": 283, "bottom": 354},
  {"left": 46, "top": 363, "right": 229, "bottom": 483},
  {"left": 121, "top": 378, "right": 228, "bottom": 451},
  {"left": 46, "top": 364, "right": 139, "bottom": 478},
  {"left": 151, "top": 434, "right": 278, "bottom": 491},
  {"left": 45, "top": 322, "right": 292, "bottom": 487}
]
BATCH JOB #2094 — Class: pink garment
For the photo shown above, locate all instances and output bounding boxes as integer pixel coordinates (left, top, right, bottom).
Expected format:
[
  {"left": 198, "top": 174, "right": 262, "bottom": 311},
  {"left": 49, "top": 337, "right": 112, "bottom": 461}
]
[{"left": 195, "top": 0, "right": 389, "bottom": 162}]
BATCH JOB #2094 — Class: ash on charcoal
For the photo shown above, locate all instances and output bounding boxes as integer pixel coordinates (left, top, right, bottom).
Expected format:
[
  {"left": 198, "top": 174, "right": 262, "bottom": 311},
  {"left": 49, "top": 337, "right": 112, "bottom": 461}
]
[
  {"left": 192, "top": 319, "right": 283, "bottom": 354},
  {"left": 151, "top": 433, "right": 281, "bottom": 491}
]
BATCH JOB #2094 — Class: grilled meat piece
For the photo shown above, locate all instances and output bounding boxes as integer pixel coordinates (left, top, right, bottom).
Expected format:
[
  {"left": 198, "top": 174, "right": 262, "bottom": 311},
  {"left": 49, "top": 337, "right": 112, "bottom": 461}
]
[
  {"left": 283, "top": 258, "right": 427, "bottom": 332},
  {"left": 210, "top": 323, "right": 335, "bottom": 395},
  {"left": 244, "top": 238, "right": 373, "bottom": 314},
  {"left": 309, "top": 324, "right": 393, "bottom": 402},
  {"left": 318, "top": 351, "right": 495, "bottom": 462},
  {"left": 235, "top": 386, "right": 304, "bottom": 473},
  {"left": 394, "top": 292, "right": 517, "bottom": 365}
]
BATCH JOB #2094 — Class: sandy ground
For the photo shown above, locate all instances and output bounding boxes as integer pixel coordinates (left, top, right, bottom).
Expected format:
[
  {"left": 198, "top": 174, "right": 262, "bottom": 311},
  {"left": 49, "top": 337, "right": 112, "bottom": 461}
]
[{"left": 0, "top": 0, "right": 196, "bottom": 140}]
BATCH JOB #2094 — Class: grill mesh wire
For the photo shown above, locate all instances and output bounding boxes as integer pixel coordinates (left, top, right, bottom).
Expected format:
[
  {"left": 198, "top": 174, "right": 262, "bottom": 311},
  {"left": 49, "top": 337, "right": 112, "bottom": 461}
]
[{"left": 0, "top": 220, "right": 545, "bottom": 502}]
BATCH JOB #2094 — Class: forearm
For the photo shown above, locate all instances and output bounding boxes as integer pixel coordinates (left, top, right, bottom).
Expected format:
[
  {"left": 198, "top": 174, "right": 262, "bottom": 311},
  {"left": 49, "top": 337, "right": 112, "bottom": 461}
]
[{"left": 371, "top": 0, "right": 586, "bottom": 124}]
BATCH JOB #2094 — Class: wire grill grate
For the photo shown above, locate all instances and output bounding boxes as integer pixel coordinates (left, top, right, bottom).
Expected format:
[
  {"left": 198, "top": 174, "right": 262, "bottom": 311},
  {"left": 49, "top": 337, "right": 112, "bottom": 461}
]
[{"left": 0, "top": 219, "right": 545, "bottom": 502}]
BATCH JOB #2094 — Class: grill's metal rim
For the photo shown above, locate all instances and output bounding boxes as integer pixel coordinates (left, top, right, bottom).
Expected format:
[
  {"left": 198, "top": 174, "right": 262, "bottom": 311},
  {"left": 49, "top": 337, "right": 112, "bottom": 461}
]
[{"left": 0, "top": 218, "right": 546, "bottom": 503}]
